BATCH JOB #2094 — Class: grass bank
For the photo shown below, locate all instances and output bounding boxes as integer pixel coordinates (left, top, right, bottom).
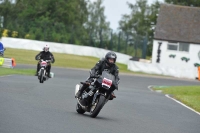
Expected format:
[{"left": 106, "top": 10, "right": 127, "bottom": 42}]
[
  {"left": 0, "top": 67, "right": 35, "bottom": 76},
  {"left": 153, "top": 86, "right": 200, "bottom": 112},
  {"left": 3, "top": 48, "right": 142, "bottom": 74}
]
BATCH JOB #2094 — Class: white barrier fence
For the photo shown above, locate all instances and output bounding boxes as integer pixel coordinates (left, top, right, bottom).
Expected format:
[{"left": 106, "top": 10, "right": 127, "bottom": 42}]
[
  {"left": 128, "top": 60, "right": 198, "bottom": 79},
  {"left": 3, "top": 58, "right": 12, "bottom": 68},
  {"left": 0, "top": 57, "right": 15, "bottom": 68},
  {"left": 1, "top": 37, "right": 132, "bottom": 65}
]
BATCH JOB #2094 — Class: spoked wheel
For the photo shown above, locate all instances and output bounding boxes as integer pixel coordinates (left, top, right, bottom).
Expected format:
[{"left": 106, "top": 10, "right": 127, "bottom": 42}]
[
  {"left": 90, "top": 95, "right": 106, "bottom": 118},
  {"left": 76, "top": 103, "right": 85, "bottom": 114}
]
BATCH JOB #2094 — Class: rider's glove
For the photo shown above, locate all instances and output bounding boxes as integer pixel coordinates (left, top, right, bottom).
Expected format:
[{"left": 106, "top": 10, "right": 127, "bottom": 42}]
[{"left": 90, "top": 73, "right": 98, "bottom": 78}]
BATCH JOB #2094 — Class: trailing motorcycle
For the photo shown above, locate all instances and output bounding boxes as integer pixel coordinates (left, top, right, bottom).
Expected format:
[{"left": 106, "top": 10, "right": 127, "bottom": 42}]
[
  {"left": 38, "top": 59, "right": 51, "bottom": 83},
  {"left": 75, "top": 70, "right": 116, "bottom": 118}
]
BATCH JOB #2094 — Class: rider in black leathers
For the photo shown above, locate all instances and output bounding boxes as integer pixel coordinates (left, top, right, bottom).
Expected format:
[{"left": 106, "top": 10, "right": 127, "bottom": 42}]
[
  {"left": 35, "top": 45, "right": 55, "bottom": 77},
  {"left": 76, "top": 51, "right": 120, "bottom": 100}
]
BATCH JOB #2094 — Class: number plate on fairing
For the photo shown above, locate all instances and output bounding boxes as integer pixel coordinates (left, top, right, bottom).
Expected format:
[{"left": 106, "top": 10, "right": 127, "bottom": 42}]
[{"left": 102, "top": 78, "right": 112, "bottom": 88}]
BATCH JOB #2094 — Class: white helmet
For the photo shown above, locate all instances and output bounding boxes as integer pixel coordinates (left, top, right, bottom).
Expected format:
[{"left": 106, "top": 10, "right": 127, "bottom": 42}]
[{"left": 43, "top": 45, "right": 49, "bottom": 52}]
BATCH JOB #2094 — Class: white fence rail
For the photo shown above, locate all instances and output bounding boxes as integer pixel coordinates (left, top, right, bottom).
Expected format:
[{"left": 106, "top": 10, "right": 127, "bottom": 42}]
[
  {"left": 1, "top": 37, "right": 132, "bottom": 65},
  {"left": 128, "top": 60, "right": 198, "bottom": 79},
  {"left": 0, "top": 57, "right": 15, "bottom": 68}
]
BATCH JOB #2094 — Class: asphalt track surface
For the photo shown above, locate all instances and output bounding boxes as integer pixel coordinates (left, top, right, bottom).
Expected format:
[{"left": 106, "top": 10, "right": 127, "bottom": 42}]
[{"left": 0, "top": 65, "right": 200, "bottom": 133}]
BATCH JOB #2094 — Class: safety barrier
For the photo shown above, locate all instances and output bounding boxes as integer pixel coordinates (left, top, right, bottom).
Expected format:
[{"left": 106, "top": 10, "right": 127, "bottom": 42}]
[
  {"left": 128, "top": 60, "right": 198, "bottom": 79},
  {"left": 0, "top": 57, "right": 16, "bottom": 68},
  {"left": 0, "top": 58, "right": 4, "bottom": 66},
  {"left": 198, "top": 67, "right": 200, "bottom": 81},
  {"left": 1, "top": 37, "right": 132, "bottom": 65}
]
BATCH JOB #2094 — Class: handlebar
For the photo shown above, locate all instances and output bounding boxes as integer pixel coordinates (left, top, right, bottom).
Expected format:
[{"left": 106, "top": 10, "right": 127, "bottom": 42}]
[
  {"left": 90, "top": 75, "right": 100, "bottom": 78},
  {"left": 40, "top": 59, "right": 51, "bottom": 62}
]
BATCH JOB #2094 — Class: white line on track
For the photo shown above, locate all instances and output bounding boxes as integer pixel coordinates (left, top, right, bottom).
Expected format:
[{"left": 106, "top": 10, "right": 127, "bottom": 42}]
[
  {"left": 165, "top": 94, "right": 200, "bottom": 116},
  {"left": 0, "top": 75, "right": 13, "bottom": 78},
  {"left": 148, "top": 85, "right": 154, "bottom": 92},
  {"left": 148, "top": 85, "right": 200, "bottom": 116}
]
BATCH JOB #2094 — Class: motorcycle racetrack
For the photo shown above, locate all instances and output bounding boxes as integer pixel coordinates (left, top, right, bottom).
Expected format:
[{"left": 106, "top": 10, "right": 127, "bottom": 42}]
[{"left": 0, "top": 65, "right": 200, "bottom": 133}]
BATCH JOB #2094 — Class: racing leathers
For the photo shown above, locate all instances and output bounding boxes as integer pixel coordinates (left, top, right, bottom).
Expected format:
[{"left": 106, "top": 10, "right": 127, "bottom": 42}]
[{"left": 76, "top": 58, "right": 120, "bottom": 99}]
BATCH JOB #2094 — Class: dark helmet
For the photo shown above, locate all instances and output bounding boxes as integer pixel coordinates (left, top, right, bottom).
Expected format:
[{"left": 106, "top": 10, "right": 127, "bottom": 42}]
[{"left": 105, "top": 51, "right": 117, "bottom": 66}]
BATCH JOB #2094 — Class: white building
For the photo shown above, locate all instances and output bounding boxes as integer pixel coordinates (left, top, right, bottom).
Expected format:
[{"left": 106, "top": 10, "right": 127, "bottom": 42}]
[
  {"left": 152, "top": 4, "right": 200, "bottom": 70},
  {"left": 128, "top": 4, "right": 200, "bottom": 79}
]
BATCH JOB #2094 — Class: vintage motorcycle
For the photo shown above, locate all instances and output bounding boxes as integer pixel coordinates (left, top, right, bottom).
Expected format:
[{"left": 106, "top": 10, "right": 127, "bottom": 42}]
[
  {"left": 75, "top": 70, "right": 116, "bottom": 118},
  {"left": 38, "top": 59, "right": 52, "bottom": 83}
]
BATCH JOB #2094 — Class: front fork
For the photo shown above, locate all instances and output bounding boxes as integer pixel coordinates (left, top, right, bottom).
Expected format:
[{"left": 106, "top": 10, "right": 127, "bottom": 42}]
[
  {"left": 38, "top": 68, "right": 46, "bottom": 77},
  {"left": 92, "top": 91, "right": 108, "bottom": 106}
]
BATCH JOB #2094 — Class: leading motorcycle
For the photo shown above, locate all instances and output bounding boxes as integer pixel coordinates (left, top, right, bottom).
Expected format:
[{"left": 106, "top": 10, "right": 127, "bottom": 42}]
[{"left": 75, "top": 70, "right": 116, "bottom": 118}]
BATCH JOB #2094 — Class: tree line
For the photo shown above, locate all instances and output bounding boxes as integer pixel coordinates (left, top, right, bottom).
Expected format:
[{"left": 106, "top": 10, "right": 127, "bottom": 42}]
[{"left": 0, "top": 0, "right": 199, "bottom": 58}]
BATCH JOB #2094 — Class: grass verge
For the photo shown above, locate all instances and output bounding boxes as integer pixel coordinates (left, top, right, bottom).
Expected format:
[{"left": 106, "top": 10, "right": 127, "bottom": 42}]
[
  {"left": 3, "top": 48, "right": 169, "bottom": 77},
  {"left": 3, "top": 48, "right": 148, "bottom": 74},
  {"left": 0, "top": 67, "right": 35, "bottom": 76},
  {"left": 153, "top": 86, "right": 200, "bottom": 112}
]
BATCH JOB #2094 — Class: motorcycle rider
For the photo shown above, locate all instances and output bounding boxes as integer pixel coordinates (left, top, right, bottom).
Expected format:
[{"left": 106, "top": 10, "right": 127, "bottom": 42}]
[
  {"left": 35, "top": 45, "right": 55, "bottom": 77},
  {"left": 76, "top": 51, "right": 120, "bottom": 100}
]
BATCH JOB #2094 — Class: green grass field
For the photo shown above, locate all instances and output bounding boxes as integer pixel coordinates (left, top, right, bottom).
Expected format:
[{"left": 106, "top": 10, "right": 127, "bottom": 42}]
[
  {"left": 153, "top": 86, "right": 200, "bottom": 112},
  {"left": 3, "top": 48, "right": 145, "bottom": 74},
  {"left": 4, "top": 48, "right": 98, "bottom": 68},
  {"left": 0, "top": 67, "right": 35, "bottom": 76}
]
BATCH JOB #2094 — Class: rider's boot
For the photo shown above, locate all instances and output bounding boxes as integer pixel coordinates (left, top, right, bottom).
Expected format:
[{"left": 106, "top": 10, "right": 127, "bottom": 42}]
[{"left": 109, "top": 91, "right": 116, "bottom": 100}]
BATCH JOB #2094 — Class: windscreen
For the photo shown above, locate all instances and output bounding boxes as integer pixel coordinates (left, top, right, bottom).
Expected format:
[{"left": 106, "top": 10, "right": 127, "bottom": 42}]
[{"left": 101, "top": 71, "right": 115, "bottom": 82}]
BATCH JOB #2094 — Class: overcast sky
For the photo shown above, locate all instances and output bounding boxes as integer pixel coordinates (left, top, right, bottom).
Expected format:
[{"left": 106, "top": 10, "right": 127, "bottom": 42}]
[{"left": 90, "top": 0, "right": 165, "bottom": 31}]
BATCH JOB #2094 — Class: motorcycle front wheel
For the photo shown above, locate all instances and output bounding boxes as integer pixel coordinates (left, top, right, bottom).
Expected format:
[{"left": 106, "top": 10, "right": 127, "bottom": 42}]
[
  {"left": 39, "top": 69, "right": 44, "bottom": 83},
  {"left": 90, "top": 95, "right": 106, "bottom": 118}
]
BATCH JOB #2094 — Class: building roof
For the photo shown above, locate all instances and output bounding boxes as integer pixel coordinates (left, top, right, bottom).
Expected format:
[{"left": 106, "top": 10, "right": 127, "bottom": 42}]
[{"left": 154, "top": 4, "right": 200, "bottom": 44}]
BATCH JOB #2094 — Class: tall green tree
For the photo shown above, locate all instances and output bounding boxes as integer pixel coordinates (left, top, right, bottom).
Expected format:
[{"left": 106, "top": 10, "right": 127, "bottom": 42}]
[
  {"left": 85, "top": 0, "right": 110, "bottom": 48},
  {"left": 119, "top": 0, "right": 151, "bottom": 57},
  {"left": 146, "top": 1, "right": 160, "bottom": 56},
  {"left": 119, "top": 15, "right": 131, "bottom": 54},
  {"left": 0, "top": 0, "right": 89, "bottom": 44},
  {"left": 0, "top": 0, "right": 16, "bottom": 29}
]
